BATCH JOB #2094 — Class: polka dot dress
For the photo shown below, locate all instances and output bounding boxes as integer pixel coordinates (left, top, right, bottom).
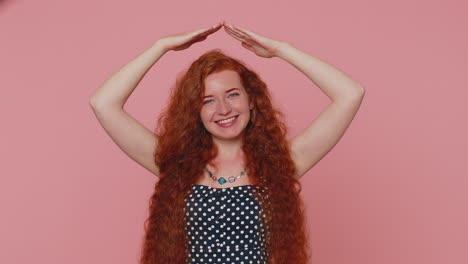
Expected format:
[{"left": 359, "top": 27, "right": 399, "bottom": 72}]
[{"left": 184, "top": 184, "right": 270, "bottom": 264}]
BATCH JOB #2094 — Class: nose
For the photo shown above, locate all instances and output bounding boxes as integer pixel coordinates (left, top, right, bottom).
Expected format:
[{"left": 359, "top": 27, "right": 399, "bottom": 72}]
[{"left": 216, "top": 99, "right": 232, "bottom": 115}]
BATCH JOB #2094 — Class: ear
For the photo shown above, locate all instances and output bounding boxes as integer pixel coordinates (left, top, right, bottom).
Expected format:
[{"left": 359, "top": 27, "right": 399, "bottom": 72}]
[{"left": 249, "top": 100, "right": 254, "bottom": 110}]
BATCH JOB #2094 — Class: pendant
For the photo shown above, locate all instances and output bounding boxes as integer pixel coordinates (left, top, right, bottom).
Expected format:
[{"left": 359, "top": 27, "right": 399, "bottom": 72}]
[
  {"left": 218, "top": 177, "right": 227, "bottom": 185},
  {"left": 228, "top": 176, "right": 236, "bottom": 183}
]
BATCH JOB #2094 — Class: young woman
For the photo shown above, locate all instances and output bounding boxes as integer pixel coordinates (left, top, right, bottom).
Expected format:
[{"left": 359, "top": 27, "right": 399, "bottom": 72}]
[{"left": 90, "top": 21, "right": 365, "bottom": 264}]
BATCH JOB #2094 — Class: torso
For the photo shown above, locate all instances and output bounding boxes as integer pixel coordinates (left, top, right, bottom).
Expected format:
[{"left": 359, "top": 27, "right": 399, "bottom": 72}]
[
  {"left": 184, "top": 182, "right": 270, "bottom": 263},
  {"left": 184, "top": 152, "right": 270, "bottom": 263}
]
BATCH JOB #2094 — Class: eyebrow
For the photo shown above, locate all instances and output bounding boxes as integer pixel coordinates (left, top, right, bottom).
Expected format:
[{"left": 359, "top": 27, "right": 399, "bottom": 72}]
[{"left": 203, "top": 88, "right": 240, "bottom": 99}]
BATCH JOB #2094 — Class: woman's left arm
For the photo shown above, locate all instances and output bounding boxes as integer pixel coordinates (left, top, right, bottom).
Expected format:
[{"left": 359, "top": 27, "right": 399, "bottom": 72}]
[
  {"left": 276, "top": 43, "right": 365, "bottom": 179},
  {"left": 223, "top": 22, "right": 365, "bottom": 180}
]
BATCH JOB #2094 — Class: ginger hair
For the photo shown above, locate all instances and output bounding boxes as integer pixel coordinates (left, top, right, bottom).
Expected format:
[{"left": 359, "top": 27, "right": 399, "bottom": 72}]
[{"left": 139, "top": 49, "right": 312, "bottom": 264}]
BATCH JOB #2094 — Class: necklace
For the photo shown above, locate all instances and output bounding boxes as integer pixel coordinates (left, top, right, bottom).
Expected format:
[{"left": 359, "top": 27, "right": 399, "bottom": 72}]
[{"left": 204, "top": 167, "right": 247, "bottom": 185}]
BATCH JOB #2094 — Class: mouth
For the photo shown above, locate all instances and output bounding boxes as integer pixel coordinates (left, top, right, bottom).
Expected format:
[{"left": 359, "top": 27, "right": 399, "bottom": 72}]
[{"left": 215, "top": 115, "right": 239, "bottom": 125}]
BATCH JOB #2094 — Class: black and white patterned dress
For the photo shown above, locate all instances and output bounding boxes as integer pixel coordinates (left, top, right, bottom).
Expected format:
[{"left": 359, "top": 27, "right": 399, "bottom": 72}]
[{"left": 184, "top": 184, "right": 270, "bottom": 264}]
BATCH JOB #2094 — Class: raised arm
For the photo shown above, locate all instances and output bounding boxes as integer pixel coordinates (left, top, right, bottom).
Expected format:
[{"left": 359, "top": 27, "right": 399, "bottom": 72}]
[
  {"left": 275, "top": 43, "right": 365, "bottom": 179},
  {"left": 89, "top": 22, "right": 223, "bottom": 177},
  {"left": 89, "top": 41, "right": 168, "bottom": 177},
  {"left": 223, "top": 22, "right": 365, "bottom": 179}
]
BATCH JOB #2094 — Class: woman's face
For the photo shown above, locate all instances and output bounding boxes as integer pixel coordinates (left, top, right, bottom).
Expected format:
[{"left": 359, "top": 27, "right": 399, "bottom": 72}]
[{"left": 200, "top": 70, "right": 253, "bottom": 141}]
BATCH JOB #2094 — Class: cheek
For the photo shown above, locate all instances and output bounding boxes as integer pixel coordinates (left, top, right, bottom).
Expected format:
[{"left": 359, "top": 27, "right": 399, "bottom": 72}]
[
  {"left": 200, "top": 108, "right": 214, "bottom": 122},
  {"left": 235, "top": 100, "right": 251, "bottom": 111}
]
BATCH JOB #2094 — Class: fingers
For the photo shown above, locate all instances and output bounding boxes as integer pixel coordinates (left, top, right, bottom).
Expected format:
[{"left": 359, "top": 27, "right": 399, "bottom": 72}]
[
  {"left": 224, "top": 24, "right": 247, "bottom": 39},
  {"left": 225, "top": 26, "right": 259, "bottom": 50},
  {"left": 208, "top": 23, "right": 223, "bottom": 33},
  {"left": 193, "top": 23, "right": 222, "bottom": 39},
  {"left": 212, "top": 22, "right": 223, "bottom": 29},
  {"left": 224, "top": 23, "right": 254, "bottom": 39},
  {"left": 224, "top": 26, "right": 252, "bottom": 44},
  {"left": 224, "top": 26, "right": 246, "bottom": 41},
  {"left": 234, "top": 26, "right": 255, "bottom": 38}
]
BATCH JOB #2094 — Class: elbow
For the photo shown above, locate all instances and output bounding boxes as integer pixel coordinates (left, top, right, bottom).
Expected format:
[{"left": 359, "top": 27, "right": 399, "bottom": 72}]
[
  {"left": 89, "top": 96, "right": 106, "bottom": 110},
  {"left": 89, "top": 97, "right": 99, "bottom": 108},
  {"left": 352, "top": 84, "right": 366, "bottom": 100},
  {"left": 354, "top": 83, "right": 366, "bottom": 95},
  {"left": 338, "top": 85, "right": 365, "bottom": 104},
  {"left": 360, "top": 86, "right": 366, "bottom": 95}
]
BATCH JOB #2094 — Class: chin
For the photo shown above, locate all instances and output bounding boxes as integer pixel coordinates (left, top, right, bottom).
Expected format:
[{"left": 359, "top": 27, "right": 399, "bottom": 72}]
[{"left": 212, "top": 132, "right": 244, "bottom": 141}]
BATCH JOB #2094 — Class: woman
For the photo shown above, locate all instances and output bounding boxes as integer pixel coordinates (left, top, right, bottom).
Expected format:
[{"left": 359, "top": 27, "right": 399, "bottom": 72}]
[{"left": 90, "top": 21, "right": 365, "bottom": 264}]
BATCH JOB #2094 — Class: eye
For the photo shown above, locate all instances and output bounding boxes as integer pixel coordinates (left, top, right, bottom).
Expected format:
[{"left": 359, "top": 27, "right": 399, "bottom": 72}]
[
  {"left": 228, "top": 92, "right": 240, "bottom": 98},
  {"left": 203, "top": 99, "right": 214, "bottom": 104}
]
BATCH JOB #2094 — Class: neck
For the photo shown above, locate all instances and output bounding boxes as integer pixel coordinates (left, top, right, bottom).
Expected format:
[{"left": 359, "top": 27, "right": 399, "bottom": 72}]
[{"left": 212, "top": 136, "right": 244, "bottom": 162}]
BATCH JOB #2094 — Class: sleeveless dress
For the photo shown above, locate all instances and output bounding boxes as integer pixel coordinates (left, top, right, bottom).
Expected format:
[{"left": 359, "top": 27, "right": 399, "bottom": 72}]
[{"left": 184, "top": 184, "right": 270, "bottom": 264}]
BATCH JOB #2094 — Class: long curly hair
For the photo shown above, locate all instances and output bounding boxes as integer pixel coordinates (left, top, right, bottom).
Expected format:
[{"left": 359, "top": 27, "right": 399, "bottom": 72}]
[{"left": 139, "top": 49, "right": 311, "bottom": 264}]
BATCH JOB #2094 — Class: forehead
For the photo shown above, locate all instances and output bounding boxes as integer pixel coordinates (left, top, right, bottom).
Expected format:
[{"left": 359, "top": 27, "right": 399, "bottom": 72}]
[{"left": 203, "top": 70, "right": 244, "bottom": 94}]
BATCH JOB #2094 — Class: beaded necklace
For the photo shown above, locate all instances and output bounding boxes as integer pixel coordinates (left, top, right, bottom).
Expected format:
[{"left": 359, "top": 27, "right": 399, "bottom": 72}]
[{"left": 204, "top": 167, "right": 247, "bottom": 185}]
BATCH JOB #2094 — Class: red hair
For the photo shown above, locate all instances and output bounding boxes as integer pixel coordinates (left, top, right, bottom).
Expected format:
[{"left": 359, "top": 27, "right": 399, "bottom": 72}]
[{"left": 140, "top": 49, "right": 311, "bottom": 264}]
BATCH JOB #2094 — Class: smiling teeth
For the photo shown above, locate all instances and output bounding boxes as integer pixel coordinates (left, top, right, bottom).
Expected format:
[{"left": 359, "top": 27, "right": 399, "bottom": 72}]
[{"left": 217, "top": 116, "right": 237, "bottom": 124}]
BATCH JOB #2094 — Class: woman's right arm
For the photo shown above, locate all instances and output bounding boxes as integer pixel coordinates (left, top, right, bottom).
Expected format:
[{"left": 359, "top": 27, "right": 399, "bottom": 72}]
[
  {"left": 89, "top": 41, "right": 169, "bottom": 177},
  {"left": 89, "top": 22, "right": 223, "bottom": 178}
]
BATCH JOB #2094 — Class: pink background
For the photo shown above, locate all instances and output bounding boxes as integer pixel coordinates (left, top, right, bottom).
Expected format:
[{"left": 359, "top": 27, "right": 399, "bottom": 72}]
[{"left": 1, "top": 0, "right": 467, "bottom": 263}]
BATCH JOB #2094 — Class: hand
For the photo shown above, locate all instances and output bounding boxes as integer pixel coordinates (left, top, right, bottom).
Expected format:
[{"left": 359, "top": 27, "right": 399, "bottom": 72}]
[
  {"left": 223, "top": 21, "right": 286, "bottom": 58},
  {"left": 158, "top": 22, "right": 223, "bottom": 52}
]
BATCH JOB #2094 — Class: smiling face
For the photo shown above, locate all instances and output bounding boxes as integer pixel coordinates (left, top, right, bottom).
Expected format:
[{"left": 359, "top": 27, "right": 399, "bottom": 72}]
[{"left": 200, "top": 70, "right": 253, "bottom": 142}]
